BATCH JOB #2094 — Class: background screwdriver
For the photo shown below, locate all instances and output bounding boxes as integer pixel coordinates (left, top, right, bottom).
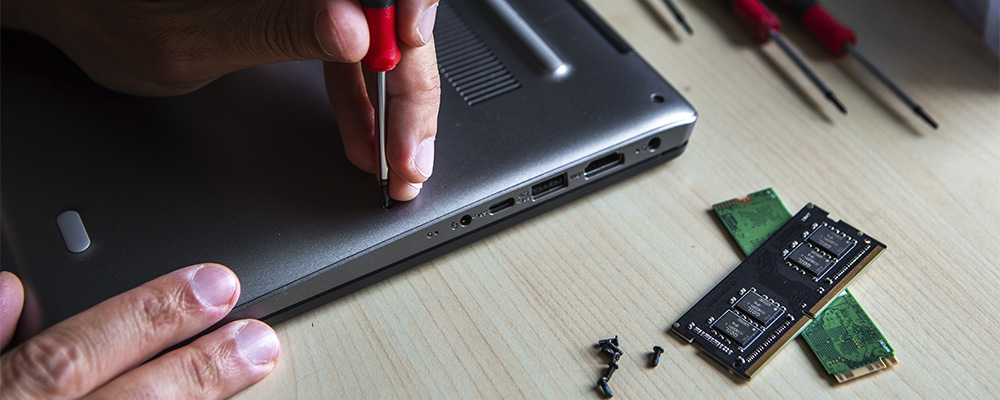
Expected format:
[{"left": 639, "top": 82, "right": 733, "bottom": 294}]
[
  {"left": 775, "top": 0, "right": 938, "bottom": 129},
  {"left": 661, "top": 0, "right": 694, "bottom": 35},
  {"left": 361, "top": 0, "right": 402, "bottom": 208},
  {"left": 722, "top": 0, "right": 847, "bottom": 114}
]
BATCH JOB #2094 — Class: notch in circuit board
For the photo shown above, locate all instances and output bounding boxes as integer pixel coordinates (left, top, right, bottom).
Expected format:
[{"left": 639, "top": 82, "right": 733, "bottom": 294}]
[{"left": 671, "top": 203, "right": 886, "bottom": 379}]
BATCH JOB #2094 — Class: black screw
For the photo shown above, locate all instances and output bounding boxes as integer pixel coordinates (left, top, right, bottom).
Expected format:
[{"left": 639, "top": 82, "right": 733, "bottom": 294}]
[
  {"left": 650, "top": 346, "right": 664, "bottom": 368},
  {"left": 603, "top": 341, "right": 622, "bottom": 355},
  {"left": 596, "top": 377, "right": 613, "bottom": 398},
  {"left": 603, "top": 362, "right": 619, "bottom": 380},
  {"left": 596, "top": 336, "right": 619, "bottom": 348}
]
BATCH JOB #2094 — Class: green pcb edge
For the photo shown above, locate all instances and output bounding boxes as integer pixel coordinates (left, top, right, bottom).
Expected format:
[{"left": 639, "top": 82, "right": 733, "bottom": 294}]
[{"left": 713, "top": 188, "right": 898, "bottom": 383}]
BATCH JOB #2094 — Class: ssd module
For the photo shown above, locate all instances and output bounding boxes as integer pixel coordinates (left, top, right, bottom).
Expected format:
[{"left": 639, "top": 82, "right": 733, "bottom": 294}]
[
  {"left": 672, "top": 204, "right": 886, "bottom": 379},
  {"left": 801, "top": 289, "right": 898, "bottom": 382}
]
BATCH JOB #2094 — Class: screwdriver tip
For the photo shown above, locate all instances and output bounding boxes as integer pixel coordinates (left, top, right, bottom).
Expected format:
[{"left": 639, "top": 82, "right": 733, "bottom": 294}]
[
  {"left": 913, "top": 106, "right": 939, "bottom": 129},
  {"left": 826, "top": 92, "right": 848, "bottom": 115},
  {"left": 680, "top": 20, "right": 693, "bottom": 36},
  {"left": 381, "top": 182, "right": 391, "bottom": 209}
]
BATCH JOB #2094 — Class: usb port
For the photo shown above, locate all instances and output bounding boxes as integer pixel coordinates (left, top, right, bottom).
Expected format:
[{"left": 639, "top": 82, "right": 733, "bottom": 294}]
[
  {"left": 531, "top": 173, "right": 568, "bottom": 200},
  {"left": 488, "top": 198, "right": 515, "bottom": 215},
  {"left": 584, "top": 152, "right": 624, "bottom": 178}
]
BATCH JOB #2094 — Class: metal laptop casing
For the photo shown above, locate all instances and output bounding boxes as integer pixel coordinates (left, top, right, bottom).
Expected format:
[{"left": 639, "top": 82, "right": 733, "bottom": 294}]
[{"left": 1, "top": 0, "right": 696, "bottom": 332}]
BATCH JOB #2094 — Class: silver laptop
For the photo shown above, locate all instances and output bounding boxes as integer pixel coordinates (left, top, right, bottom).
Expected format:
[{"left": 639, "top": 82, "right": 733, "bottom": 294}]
[{"left": 1, "top": 0, "right": 697, "bottom": 333}]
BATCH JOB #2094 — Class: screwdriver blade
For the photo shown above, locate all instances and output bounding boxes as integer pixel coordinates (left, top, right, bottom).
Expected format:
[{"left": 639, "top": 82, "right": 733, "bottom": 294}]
[
  {"left": 376, "top": 70, "right": 391, "bottom": 208},
  {"left": 770, "top": 30, "right": 848, "bottom": 115},
  {"left": 846, "top": 45, "right": 937, "bottom": 129}
]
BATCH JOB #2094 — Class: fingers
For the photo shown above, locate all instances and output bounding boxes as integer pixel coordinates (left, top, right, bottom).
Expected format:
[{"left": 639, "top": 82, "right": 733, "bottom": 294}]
[
  {"left": 1, "top": 271, "right": 25, "bottom": 349},
  {"left": 325, "top": 1, "right": 440, "bottom": 202},
  {"left": 388, "top": 167, "right": 422, "bottom": 201},
  {"left": 0, "top": 264, "right": 239, "bottom": 400},
  {"left": 384, "top": 37, "right": 441, "bottom": 194},
  {"left": 83, "top": 320, "right": 279, "bottom": 400},
  {"left": 325, "top": 60, "right": 378, "bottom": 175},
  {"left": 396, "top": 1, "right": 441, "bottom": 47}
]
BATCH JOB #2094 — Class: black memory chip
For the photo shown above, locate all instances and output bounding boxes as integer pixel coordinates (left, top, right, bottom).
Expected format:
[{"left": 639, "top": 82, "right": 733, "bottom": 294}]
[
  {"left": 735, "top": 291, "right": 782, "bottom": 325},
  {"left": 788, "top": 244, "right": 833, "bottom": 277},
  {"left": 712, "top": 310, "right": 762, "bottom": 347},
  {"left": 808, "top": 227, "right": 853, "bottom": 257}
]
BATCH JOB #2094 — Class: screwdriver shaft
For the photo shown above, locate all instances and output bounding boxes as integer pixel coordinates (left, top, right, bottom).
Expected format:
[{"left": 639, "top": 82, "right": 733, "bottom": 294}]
[
  {"left": 376, "top": 71, "right": 390, "bottom": 208},
  {"left": 845, "top": 44, "right": 938, "bottom": 128},
  {"left": 769, "top": 30, "right": 847, "bottom": 114},
  {"left": 661, "top": 0, "right": 693, "bottom": 35}
]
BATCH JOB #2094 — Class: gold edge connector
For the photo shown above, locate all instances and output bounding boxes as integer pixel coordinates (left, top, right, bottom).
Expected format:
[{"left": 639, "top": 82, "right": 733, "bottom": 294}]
[{"left": 834, "top": 355, "right": 900, "bottom": 383}]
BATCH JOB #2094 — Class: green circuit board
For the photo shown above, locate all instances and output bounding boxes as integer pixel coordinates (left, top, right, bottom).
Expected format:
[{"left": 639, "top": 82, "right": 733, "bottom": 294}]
[
  {"left": 712, "top": 188, "right": 791, "bottom": 256},
  {"left": 801, "top": 290, "right": 898, "bottom": 382},
  {"left": 712, "top": 189, "right": 897, "bottom": 382}
]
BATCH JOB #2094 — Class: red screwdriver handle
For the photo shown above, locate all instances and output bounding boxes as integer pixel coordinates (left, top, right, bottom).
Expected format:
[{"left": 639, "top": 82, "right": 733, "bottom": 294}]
[
  {"left": 361, "top": 0, "right": 401, "bottom": 72},
  {"left": 776, "top": 0, "right": 856, "bottom": 55},
  {"left": 725, "top": 0, "right": 781, "bottom": 42}
]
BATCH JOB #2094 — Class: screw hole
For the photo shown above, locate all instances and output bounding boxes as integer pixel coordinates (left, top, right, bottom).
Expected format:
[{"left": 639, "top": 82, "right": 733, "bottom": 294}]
[{"left": 651, "top": 94, "right": 665, "bottom": 103}]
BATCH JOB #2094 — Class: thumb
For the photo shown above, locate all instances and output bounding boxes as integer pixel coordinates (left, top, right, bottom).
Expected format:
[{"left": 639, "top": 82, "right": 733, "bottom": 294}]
[
  {"left": 208, "top": 0, "right": 370, "bottom": 66},
  {"left": 312, "top": 0, "right": 370, "bottom": 63},
  {"left": 1, "top": 271, "right": 24, "bottom": 348}
]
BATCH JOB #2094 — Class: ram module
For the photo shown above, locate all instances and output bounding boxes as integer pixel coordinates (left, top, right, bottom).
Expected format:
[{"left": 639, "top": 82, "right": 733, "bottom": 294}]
[
  {"left": 672, "top": 203, "right": 885, "bottom": 379},
  {"left": 713, "top": 189, "right": 898, "bottom": 382}
]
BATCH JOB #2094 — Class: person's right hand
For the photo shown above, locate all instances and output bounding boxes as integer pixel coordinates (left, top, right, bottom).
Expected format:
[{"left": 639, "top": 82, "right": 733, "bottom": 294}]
[
  {"left": 0, "top": 264, "right": 280, "bottom": 399},
  {"left": 0, "top": 0, "right": 442, "bottom": 202}
]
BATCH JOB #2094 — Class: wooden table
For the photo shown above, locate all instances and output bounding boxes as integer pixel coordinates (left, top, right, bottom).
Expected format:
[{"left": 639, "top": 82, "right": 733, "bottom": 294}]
[{"left": 237, "top": 0, "right": 1000, "bottom": 397}]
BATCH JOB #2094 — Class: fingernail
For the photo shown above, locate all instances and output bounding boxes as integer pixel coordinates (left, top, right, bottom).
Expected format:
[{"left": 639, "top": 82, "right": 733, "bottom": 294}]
[
  {"left": 416, "top": 3, "right": 439, "bottom": 45},
  {"left": 315, "top": 9, "right": 342, "bottom": 58},
  {"left": 413, "top": 138, "right": 435, "bottom": 179},
  {"left": 191, "top": 265, "right": 237, "bottom": 307},
  {"left": 406, "top": 181, "right": 423, "bottom": 190},
  {"left": 236, "top": 321, "right": 280, "bottom": 366}
]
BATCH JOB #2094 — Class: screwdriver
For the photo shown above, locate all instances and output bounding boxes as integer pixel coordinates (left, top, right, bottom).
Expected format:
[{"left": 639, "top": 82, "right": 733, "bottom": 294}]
[
  {"left": 722, "top": 0, "right": 846, "bottom": 114},
  {"left": 361, "top": 0, "right": 402, "bottom": 208},
  {"left": 775, "top": 0, "right": 938, "bottom": 129},
  {"left": 661, "top": 0, "right": 693, "bottom": 35}
]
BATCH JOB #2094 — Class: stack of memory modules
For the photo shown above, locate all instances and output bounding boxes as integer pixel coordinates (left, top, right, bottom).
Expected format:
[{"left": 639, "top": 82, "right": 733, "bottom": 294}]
[{"left": 672, "top": 188, "right": 897, "bottom": 382}]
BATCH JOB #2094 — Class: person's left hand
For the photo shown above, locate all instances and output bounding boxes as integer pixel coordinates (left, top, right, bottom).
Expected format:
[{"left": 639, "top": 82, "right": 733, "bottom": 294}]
[{"left": 0, "top": 265, "right": 280, "bottom": 399}]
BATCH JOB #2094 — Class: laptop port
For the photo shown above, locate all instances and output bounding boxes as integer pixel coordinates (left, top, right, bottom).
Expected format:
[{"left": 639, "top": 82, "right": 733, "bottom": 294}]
[
  {"left": 584, "top": 152, "right": 624, "bottom": 178},
  {"left": 460, "top": 215, "right": 472, "bottom": 226},
  {"left": 531, "top": 173, "right": 568, "bottom": 200},
  {"left": 488, "top": 198, "right": 515, "bottom": 215}
]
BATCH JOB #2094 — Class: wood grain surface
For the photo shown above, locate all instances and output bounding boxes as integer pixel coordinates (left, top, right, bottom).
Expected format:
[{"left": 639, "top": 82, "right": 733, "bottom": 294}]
[{"left": 235, "top": 0, "right": 1000, "bottom": 398}]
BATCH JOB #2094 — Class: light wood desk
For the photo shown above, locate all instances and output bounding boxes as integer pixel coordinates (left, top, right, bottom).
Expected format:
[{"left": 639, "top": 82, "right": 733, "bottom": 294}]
[{"left": 237, "top": 0, "right": 1000, "bottom": 397}]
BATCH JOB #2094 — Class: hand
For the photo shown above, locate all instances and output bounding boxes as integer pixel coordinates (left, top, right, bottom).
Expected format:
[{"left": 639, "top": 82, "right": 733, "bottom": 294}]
[
  {"left": 0, "top": 265, "right": 280, "bottom": 399},
  {"left": 0, "top": 0, "right": 442, "bottom": 201}
]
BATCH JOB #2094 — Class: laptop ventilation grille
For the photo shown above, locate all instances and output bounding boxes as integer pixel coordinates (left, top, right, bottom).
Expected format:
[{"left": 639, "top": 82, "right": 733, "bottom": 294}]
[{"left": 435, "top": 3, "right": 522, "bottom": 106}]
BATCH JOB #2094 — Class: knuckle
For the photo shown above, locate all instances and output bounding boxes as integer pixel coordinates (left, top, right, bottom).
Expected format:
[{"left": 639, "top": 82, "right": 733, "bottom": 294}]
[
  {"left": 8, "top": 332, "right": 89, "bottom": 398},
  {"left": 133, "top": 287, "right": 189, "bottom": 338},
  {"left": 180, "top": 347, "right": 224, "bottom": 395}
]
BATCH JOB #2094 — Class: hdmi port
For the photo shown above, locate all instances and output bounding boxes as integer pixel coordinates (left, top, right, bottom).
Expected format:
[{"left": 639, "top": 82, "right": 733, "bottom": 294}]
[{"left": 584, "top": 152, "right": 624, "bottom": 178}]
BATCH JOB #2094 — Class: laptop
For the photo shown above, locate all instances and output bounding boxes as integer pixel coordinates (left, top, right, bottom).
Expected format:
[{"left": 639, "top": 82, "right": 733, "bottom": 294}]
[{"left": 0, "top": 0, "right": 697, "bottom": 335}]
